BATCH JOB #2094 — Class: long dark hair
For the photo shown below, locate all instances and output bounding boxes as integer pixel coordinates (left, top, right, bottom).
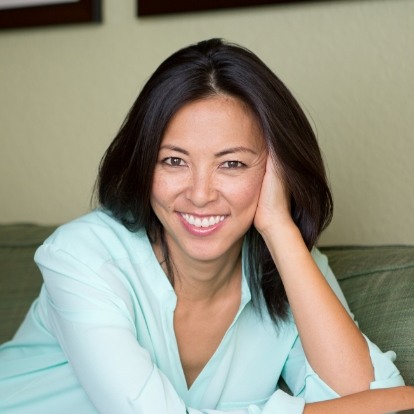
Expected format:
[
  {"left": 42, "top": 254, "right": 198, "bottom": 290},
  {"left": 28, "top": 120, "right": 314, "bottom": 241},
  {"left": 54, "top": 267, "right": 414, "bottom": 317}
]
[{"left": 97, "top": 38, "right": 333, "bottom": 323}]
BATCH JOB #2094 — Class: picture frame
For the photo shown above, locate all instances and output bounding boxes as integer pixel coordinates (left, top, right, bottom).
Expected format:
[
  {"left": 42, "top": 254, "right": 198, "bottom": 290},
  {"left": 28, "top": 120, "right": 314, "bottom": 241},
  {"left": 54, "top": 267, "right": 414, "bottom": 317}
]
[
  {"left": 138, "top": 0, "right": 320, "bottom": 16},
  {"left": 0, "top": 0, "right": 101, "bottom": 29}
]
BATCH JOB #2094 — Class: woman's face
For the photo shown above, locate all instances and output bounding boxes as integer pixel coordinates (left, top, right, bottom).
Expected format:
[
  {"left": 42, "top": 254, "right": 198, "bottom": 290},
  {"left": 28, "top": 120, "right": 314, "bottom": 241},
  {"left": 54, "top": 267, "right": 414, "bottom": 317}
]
[{"left": 150, "top": 95, "right": 267, "bottom": 266}]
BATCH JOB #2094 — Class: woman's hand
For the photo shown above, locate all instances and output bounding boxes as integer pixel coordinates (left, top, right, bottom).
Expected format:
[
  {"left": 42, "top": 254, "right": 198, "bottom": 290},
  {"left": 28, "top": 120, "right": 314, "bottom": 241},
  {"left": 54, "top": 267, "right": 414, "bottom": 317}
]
[{"left": 253, "top": 155, "right": 294, "bottom": 239}]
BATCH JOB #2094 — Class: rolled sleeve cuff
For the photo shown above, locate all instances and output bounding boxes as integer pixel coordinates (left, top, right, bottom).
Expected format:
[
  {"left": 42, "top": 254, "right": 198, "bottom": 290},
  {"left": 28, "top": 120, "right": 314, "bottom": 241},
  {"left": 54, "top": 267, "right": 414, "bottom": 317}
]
[
  {"left": 365, "top": 335, "right": 405, "bottom": 388},
  {"left": 294, "top": 334, "right": 405, "bottom": 403},
  {"left": 295, "top": 359, "right": 340, "bottom": 402}
]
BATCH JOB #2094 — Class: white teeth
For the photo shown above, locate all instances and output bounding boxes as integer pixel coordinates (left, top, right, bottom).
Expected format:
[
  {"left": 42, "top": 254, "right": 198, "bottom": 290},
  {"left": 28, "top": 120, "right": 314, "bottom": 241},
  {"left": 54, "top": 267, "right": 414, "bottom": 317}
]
[{"left": 182, "top": 214, "right": 225, "bottom": 228}]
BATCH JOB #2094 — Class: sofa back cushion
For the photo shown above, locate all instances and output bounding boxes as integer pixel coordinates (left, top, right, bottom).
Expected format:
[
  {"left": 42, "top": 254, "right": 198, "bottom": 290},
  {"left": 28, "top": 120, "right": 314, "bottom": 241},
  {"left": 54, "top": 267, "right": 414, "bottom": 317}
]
[
  {"left": 322, "top": 245, "right": 414, "bottom": 385},
  {"left": 0, "top": 224, "right": 56, "bottom": 344},
  {"left": 0, "top": 224, "right": 412, "bottom": 386}
]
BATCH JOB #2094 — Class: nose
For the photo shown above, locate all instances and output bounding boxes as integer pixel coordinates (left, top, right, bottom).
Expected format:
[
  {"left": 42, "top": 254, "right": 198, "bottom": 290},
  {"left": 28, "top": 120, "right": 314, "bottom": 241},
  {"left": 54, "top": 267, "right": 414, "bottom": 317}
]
[{"left": 185, "top": 170, "right": 218, "bottom": 207}]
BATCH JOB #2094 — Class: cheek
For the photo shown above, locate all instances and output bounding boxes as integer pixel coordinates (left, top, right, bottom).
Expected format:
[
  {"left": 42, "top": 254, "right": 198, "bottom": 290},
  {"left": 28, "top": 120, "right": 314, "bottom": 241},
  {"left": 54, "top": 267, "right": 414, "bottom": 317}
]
[
  {"left": 226, "top": 172, "right": 264, "bottom": 210},
  {"left": 151, "top": 171, "right": 186, "bottom": 213},
  {"left": 151, "top": 170, "right": 175, "bottom": 197},
  {"left": 150, "top": 173, "right": 169, "bottom": 210}
]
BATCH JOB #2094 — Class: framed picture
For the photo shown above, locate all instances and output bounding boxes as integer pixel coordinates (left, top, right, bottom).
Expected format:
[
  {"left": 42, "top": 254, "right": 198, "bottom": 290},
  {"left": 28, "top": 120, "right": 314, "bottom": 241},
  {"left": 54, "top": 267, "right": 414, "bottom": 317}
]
[
  {"left": 138, "top": 0, "right": 322, "bottom": 16},
  {"left": 0, "top": 0, "right": 101, "bottom": 29}
]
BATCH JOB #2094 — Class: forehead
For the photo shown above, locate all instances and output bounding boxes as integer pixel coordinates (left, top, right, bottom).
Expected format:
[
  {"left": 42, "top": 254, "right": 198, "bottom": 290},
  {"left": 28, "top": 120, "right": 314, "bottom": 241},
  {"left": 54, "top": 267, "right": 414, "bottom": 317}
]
[{"left": 161, "top": 95, "right": 265, "bottom": 150}]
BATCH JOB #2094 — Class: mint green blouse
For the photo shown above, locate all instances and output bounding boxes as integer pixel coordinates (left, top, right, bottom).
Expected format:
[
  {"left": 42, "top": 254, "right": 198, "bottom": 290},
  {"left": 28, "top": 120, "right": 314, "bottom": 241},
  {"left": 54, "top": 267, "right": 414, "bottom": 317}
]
[{"left": 0, "top": 210, "right": 404, "bottom": 414}]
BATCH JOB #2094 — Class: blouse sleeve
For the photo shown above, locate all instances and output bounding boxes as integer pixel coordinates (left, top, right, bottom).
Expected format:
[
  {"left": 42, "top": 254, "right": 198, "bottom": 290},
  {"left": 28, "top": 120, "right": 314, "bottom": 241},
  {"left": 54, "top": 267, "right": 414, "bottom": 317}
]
[
  {"left": 280, "top": 249, "right": 405, "bottom": 403},
  {"left": 35, "top": 244, "right": 306, "bottom": 414}
]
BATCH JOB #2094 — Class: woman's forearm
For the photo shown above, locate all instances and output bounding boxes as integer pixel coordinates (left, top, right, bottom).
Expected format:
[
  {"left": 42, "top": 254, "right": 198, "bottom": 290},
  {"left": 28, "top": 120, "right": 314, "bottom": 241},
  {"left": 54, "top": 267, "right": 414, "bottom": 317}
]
[
  {"left": 304, "top": 386, "right": 414, "bottom": 414},
  {"left": 261, "top": 221, "right": 373, "bottom": 395}
]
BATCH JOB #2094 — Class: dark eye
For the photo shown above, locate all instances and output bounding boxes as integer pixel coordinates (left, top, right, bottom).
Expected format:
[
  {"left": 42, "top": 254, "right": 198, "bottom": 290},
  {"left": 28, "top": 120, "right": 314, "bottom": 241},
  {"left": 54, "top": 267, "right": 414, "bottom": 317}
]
[
  {"left": 222, "top": 161, "right": 245, "bottom": 169},
  {"left": 163, "top": 157, "right": 186, "bottom": 167}
]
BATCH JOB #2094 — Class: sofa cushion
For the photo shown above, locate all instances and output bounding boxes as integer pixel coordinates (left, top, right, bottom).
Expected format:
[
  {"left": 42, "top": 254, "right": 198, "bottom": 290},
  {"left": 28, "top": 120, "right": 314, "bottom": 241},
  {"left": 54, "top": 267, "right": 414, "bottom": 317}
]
[
  {"left": 0, "top": 224, "right": 56, "bottom": 344},
  {"left": 0, "top": 224, "right": 413, "bottom": 386},
  {"left": 321, "top": 245, "right": 414, "bottom": 385}
]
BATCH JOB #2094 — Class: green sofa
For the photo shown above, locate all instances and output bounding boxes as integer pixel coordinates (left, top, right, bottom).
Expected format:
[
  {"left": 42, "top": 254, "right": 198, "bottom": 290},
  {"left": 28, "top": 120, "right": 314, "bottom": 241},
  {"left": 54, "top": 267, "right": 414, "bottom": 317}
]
[{"left": 1, "top": 223, "right": 413, "bottom": 385}]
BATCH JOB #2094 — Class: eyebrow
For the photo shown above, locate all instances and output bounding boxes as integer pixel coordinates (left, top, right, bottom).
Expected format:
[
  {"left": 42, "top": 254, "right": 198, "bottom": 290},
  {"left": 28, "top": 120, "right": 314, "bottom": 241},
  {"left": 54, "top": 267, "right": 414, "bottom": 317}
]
[
  {"left": 214, "top": 146, "right": 258, "bottom": 157},
  {"left": 159, "top": 145, "right": 258, "bottom": 157},
  {"left": 159, "top": 145, "right": 189, "bottom": 155}
]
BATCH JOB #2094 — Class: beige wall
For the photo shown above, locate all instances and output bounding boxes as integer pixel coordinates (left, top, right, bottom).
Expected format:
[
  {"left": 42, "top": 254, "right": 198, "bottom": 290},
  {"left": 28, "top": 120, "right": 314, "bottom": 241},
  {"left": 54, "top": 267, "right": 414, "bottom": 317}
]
[{"left": 1, "top": 0, "right": 413, "bottom": 245}]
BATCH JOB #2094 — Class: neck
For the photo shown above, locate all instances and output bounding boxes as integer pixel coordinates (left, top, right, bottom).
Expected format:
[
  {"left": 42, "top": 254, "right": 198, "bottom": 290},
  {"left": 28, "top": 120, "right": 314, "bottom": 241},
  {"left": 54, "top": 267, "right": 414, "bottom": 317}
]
[
  {"left": 152, "top": 240, "right": 243, "bottom": 303},
  {"left": 175, "top": 255, "right": 242, "bottom": 304}
]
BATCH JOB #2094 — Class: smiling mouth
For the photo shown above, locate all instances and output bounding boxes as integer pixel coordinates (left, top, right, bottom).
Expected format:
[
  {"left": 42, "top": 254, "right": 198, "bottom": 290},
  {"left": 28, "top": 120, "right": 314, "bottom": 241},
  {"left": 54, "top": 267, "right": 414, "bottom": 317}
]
[{"left": 181, "top": 213, "right": 226, "bottom": 228}]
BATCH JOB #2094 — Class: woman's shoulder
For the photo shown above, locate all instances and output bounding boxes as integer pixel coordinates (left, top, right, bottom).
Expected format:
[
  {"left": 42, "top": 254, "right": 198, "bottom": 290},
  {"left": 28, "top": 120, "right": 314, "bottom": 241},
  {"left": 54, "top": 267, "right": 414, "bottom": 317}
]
[
  {"left": 311, "top": 246, "right": 352, "bottom": 313},
  {"left": 311, "top": 247, "right": 329, "bottom": 273},
  {"left": 35, "top": 209, "right": 149, "bottom": 269}
]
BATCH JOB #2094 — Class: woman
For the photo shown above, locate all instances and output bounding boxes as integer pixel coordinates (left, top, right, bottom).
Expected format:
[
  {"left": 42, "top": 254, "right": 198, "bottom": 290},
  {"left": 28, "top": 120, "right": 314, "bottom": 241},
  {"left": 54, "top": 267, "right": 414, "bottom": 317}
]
[{"left": 0, "top": 38, "right": 413, "bottom": 414}]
